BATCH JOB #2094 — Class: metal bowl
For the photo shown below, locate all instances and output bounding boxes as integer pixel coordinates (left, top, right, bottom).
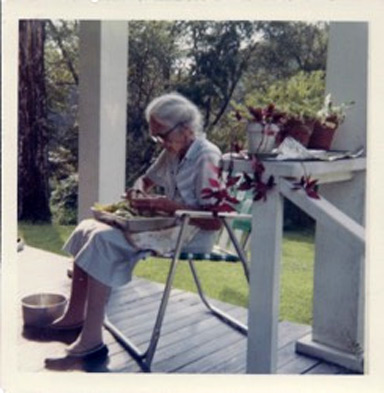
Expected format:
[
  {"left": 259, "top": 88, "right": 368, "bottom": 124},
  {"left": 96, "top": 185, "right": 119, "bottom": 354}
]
[{"left": 21, "top": 293, "right": 68, "bottom": 327}]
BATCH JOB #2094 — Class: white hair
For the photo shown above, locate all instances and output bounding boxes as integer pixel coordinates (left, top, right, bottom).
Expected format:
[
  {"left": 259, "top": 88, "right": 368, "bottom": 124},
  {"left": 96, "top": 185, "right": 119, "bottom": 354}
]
[{"left": 145, "top": 92, "right": 204, "bottom": 136}]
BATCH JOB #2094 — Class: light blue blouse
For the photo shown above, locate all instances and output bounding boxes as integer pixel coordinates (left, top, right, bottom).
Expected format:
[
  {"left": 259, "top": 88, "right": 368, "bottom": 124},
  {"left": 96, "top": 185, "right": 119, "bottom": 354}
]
[{"left": 144, "top": 135, "right": 222, "bottom": 253}]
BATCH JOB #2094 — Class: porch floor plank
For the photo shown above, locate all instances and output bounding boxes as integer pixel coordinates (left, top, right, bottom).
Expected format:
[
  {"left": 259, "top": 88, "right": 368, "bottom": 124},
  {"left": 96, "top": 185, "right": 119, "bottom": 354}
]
[{"left": 17, "top": 246, "right": 357, "bottom": 375}]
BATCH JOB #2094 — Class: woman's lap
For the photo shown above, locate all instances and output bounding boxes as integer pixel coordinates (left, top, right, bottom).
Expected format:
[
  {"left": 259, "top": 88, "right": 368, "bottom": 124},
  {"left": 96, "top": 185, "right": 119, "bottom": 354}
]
[
  {"left": 63, "top": 219, "right": 217, "bottom": 287},
  {"left": 63, "top": 219, "right": 150, "bottom": 287}
]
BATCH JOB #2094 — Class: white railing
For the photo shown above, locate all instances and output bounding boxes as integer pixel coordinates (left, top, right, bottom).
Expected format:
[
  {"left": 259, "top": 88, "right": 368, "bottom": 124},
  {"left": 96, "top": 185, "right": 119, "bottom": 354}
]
[{"left": 223, "top": 157, "right": 366, "bottom": 373}]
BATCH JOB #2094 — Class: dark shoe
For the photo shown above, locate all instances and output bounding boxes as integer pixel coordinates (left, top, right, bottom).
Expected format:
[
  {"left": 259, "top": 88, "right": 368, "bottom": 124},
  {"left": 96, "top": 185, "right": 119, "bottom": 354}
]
[{"left": 48, "top": 321, "right": 84, "bottom": 331}]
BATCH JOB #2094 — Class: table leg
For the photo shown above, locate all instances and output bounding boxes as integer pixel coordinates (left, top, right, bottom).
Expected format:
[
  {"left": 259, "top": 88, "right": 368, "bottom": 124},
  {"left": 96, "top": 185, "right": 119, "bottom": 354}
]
[{"left": 246, "top": 186, "right": 283, "bottom": 374}]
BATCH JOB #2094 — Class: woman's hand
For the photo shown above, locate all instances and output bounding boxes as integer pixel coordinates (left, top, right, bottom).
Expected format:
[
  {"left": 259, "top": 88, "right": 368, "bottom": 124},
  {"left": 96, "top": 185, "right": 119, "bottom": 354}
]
[
  {"left": 124, "top": 188, "right": 146, "bottom": 202},
  {"left": 125, "top": 177, "right": 155, "bottom": 201}
]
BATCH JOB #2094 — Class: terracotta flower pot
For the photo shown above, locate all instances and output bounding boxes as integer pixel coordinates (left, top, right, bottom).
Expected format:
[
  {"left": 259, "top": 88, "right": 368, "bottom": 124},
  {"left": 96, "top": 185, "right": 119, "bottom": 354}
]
[
  {"left": 279, "top": 119, "right": 313, "bottom": 147},
  {"left": 308, "top": 120, "right": 337, "bottom": 150}
]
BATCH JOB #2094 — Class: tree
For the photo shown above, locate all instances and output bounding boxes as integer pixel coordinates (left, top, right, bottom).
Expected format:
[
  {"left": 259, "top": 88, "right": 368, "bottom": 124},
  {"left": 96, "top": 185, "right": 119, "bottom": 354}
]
[
  {"left": 18, "top": 20, "right": 51, "bottom": 221},
  {"left": 44, "top": 20, "right": 80, "bottom": 224},
  {"left": 241, "top": 21, "right": 328, "bottom": 93},
  {"left": 23, "top": 20, "right": 329, "bottom": 225},
  {"left": 45, "top": 20, "right": 79, "bottom": 166},
  {"left": 214, "top": 22, "right": 329, "bottom": 152},
  {"left": 174, "top": 21, "right": 261, "bottom": 134},
  {"left": 126, "top": 21, "right": 182, "bottom": 185}
]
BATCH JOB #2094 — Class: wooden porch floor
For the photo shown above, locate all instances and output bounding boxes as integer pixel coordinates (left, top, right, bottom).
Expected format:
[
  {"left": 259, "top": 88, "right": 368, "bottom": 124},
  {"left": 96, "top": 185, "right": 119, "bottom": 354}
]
[{"left": 17, "top": 246, "right": 357, "bottom": 374}]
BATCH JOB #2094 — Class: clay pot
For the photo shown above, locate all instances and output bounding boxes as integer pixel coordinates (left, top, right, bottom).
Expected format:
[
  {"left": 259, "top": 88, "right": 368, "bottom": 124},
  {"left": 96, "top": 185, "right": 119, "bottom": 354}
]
[
  {"left": 279, "top": 118, "right": 314, "bottom": 147},
  {"left": 307, "top": 120, "right": 337, "bottom": 150}
]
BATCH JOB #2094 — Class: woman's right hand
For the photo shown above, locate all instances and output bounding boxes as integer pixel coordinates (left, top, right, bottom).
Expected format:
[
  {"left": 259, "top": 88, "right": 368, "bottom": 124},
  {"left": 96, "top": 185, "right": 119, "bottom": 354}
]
[{"left": 124, "top": 188, "right": 146, "bottom": 202}]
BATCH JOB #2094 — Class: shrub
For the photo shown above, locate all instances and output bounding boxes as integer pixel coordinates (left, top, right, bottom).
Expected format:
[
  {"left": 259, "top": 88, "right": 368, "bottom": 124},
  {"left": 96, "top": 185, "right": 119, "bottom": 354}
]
[
  {"left": 50, "top": 173, "right": 78, "bottom": 224},
  {"left": 243, "top": 70, "right": 326, "bottom": 120}
]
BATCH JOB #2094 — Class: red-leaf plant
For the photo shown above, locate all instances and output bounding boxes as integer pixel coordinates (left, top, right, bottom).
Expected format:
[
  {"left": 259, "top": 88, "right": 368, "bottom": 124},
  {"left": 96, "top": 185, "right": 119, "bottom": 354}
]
[
  {"left": 201, "top": 162, "right": 241, "bottom": 213},
  {"left": 291, "top": 175, "right": 320, "bottom": 199},
  {"left": 237, "top": 155, "right": 276, "bottom": 201},
  {"left": 201, "top": 155, "right": 320, "bottom": 212},
  {"left": 234, "top": 103, "right": 286, "bottom": 126}
]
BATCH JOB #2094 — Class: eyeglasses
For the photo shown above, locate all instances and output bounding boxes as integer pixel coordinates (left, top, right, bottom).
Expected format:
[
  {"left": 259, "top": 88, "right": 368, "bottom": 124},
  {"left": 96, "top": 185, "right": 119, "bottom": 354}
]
[{"left": 150, "top": 122, "right": 185, "bottom": 144}]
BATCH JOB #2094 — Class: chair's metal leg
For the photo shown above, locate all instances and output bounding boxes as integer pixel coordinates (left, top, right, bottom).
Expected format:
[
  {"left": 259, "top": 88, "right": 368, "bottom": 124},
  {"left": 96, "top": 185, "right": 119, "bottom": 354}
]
[
  {"left": 103, "top": 214, "right": 191, "bottom": 371},
  {"left": 221, "top": 218, "right": 250, "bottom": 283},
  {"left": 103, "top": 316, "right": 152, "bottom": 371},
  {"left": 188, "top": 259, "right": 248, "bottom": 336},
  {"left": 243, "top": 231, "right": 251, "bottom": 252},
  {"left": 143, "top": 214, "right": 191, "bottom": 366}
]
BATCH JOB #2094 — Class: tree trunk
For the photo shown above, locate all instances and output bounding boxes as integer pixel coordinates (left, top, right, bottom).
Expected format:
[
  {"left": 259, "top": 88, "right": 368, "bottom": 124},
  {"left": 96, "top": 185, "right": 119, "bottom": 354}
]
[{"left": 18, "top": 20, "right": 51, "bottom": 221}]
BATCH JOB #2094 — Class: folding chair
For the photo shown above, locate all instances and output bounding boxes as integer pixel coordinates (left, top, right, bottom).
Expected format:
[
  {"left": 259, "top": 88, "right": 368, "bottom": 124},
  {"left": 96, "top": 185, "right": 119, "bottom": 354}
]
[{"left": 103, "top": 203, "right": 252, "bottom": 371}]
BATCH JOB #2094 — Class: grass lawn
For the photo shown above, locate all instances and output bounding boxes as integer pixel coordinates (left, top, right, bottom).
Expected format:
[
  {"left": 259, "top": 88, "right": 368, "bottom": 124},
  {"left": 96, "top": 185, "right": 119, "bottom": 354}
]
[{"left": 18, "top": 221, "right": 315, "bottom": 325}]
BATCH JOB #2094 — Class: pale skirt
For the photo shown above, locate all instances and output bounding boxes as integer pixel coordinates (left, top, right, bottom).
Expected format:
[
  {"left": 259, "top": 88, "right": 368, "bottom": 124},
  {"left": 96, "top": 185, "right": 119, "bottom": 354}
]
[{"left": 63, "top": 219, "right": 217, "bottom": 288}]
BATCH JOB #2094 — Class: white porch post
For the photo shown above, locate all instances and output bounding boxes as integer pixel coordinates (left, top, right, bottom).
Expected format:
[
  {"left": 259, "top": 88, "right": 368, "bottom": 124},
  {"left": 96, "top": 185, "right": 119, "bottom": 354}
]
[
  {"left": 246, "top": 182, "right": 284, "bottom": 373},
  {"left": 296, "top": 22, "right": 367, "bottom": 372},
  {"left": 78, "top": 21, "right": 128, "bottom": 221}
]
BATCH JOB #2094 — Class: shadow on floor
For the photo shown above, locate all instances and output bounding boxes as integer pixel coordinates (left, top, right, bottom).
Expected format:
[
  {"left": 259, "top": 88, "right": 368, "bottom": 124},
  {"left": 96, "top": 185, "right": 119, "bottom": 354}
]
[{"left": 22, "top": 325, "right": 80, "bottom": 345}]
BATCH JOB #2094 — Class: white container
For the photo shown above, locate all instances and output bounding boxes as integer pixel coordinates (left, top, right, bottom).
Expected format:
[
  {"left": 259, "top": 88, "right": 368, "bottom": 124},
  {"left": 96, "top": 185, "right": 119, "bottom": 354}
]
[
  {"left": 246, "top": 122, "right": 264, "bottom": 154},
  {"left": 259, "top": 123, "right": 279, "bottom": 153},
  {"left": 21, "top": 293, "right": 67, "bottom": 327}
]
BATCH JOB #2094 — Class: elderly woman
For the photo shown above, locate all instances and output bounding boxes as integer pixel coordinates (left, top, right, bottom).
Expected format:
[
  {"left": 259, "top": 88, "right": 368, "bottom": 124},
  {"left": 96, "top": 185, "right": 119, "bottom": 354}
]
[{"left": 46, "top": 93, "right": 222, "bottom": 361}]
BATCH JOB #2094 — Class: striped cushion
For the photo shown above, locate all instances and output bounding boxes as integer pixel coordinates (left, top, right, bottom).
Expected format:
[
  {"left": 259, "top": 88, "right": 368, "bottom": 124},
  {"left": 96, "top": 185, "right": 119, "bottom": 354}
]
[{"left": 178, "top": 250, "right": 239, "bottom": 263}]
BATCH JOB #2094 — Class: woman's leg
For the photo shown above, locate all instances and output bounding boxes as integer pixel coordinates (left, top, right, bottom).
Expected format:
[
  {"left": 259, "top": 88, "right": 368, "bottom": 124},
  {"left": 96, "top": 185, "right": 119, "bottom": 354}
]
[
  {"left": 67, "top": 274, "right": 111, "bottom": 352},
  {"left": 51, "top": 263, "right": 89, "bottom": 327}
]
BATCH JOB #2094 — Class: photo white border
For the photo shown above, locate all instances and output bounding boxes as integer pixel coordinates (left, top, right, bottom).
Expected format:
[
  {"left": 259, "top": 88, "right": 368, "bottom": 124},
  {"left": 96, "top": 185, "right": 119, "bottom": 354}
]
[{"left": 2, "top": 1, "right": 384, "bottom": 392}]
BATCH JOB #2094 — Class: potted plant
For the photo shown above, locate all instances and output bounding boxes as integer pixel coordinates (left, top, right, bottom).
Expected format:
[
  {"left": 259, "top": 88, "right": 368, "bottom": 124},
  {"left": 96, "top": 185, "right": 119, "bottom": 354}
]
[
  {"left": 231, "top": 103, "right": 286, "bottom": 154},
  {"left": 308, "top": 94, "right": 355, "bottom": 150},
  {"left": 277, "top": 101, "right": 319, "bottom": 147}
]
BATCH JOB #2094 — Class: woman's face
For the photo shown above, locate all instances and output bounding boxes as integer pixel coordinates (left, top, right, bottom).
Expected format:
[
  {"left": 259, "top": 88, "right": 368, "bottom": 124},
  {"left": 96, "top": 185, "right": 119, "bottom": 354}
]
[{"left": 149, "top": 117, "right": 194, "bottom": 156}]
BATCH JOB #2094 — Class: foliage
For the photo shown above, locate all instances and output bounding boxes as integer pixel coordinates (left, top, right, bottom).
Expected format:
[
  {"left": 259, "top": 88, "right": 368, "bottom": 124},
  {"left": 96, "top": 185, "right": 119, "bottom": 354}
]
[
  {"left": 45, "top": 20, "right": 79, "bottom": 160},
  {"left": 201, "top": 164, "right": 241, "bottom": 213},
  {"left": 127, "top": 21, "right": 181, "bottom": 138},
  {"left": 43, "top": 21, "right": 80, "bottom": 223},
  {"left": 240, "top": 21, "right": 328, "bottom": 96},
  {"left": 258, "top": 22, "right": 329, "bottom": 76},
  {"left": 230, "top": 102, "right": 286, "bottom": 125},
  {"left": 237, "top": 156, "right": 276, "bottom": 201},
  {"left": 29, "top": 20, "right": 329, "bottom": 224},
  {"left": 317, "top": 93, "right": 355, "bottom": 129},
  {"left": 243, "top": 70, "right": 326, "bottom": 120},
  {"left": 292, "top": 176, "right": 320, "bottom": 199},
  {"left": 173, "top": 21, "right": 262, "bottom": 132},
  {"left": 50, "top": 173, "right": 78, "bottom": 224},
  {"left": 126, "top": 21, "right": 183, "bottom": 184}
]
